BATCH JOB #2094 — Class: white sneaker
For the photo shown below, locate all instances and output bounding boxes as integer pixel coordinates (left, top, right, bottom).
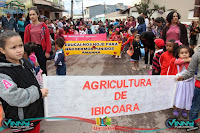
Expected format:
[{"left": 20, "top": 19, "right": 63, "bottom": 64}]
[
  {"left": 149, "top": 65, "right": 153, "bottom": 70},
  {"left": 118, "top": 55, "right": 121, "bottom": 58},
  {"left": 115, "top": 55, "right": 118, "bottom": 58},
  {"left": 143, "top": 65, "right": 147, "bottom": 69}
]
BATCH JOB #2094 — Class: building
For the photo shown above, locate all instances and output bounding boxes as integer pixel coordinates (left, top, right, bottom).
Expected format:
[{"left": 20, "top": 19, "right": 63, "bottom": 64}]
[
  {"left": 105, "top": 10, "right": 128, "bottom": 20},
  {"left": 132, "top": 0, "right": 198, "bottom": 24},
  {"left": 0, "top": 0, "right": 33, "bottom": 17},
  {"left": 84, "top": 3, "right": 128, "bottom": 21},
  {"left": 33, "top": 0, "right": 67, "bottom": 20}
]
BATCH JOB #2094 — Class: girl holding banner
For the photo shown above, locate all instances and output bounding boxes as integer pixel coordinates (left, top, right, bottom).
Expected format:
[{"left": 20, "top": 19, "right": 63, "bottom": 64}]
[
  {"left": 169, "top": 44, "right": 194, "bottom": 118},
  {"left": 109, "top": 28, "right": 123, "bottom": 58}
]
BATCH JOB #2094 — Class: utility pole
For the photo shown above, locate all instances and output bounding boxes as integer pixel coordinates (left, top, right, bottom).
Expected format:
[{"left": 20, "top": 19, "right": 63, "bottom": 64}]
[
  {"left": 71, "top": 0, "right": 73, "bottom": 18},
  {"left": 82, "top": 0, "right": 84, "bottom": 19},
  {"left": 104, "top": 2, "right": 106, "bottom": 14}
]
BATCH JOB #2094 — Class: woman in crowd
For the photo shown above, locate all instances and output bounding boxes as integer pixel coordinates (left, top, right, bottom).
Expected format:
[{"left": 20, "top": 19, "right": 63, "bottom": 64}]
[
  {"left": 161, "top": 11, "right": 189, "bottom": 51},
  {"left": 17, "top": 16, "right": 25, "bottom": 42},
  {"left": 137, "top": 16, "right": 146, "bottom": 34},
  {"left": 24, "top": 7, "right": 51, "bottom": 75},
  {"left": 126, "top": 16, "right": 136, "bottom": 30},
  {"left": 189, "top": 20, "right": 200, "bottom": 49}
]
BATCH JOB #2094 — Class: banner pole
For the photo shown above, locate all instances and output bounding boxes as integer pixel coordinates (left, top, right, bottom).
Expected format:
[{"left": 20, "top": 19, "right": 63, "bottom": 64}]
[{"left": 42, "top": 74, "right": 49, "bottom": 120}]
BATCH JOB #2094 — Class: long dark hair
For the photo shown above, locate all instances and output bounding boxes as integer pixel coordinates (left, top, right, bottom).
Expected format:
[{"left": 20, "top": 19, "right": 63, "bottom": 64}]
[
  {"left": 137, "top": 16, "right": 145, "bottom": 25},
  {"left": 166, "top": 11, "right": 181, "bottom": 24}
]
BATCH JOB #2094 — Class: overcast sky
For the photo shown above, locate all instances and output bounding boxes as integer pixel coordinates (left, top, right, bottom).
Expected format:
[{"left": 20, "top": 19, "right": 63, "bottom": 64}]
[{"left": 63, "top": 0, "right": 134, "bottom": 15}]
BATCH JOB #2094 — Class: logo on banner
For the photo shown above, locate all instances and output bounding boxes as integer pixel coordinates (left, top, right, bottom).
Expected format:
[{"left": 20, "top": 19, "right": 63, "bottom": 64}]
[
  {"left": 92, "top": 116, "right": 115, "bottom": 131},
  {"left": 1, "top": 119, "right": 34, "bottom": 132},
  {"left": 165, "top": 118, "right": 195, "bottom": 130}
]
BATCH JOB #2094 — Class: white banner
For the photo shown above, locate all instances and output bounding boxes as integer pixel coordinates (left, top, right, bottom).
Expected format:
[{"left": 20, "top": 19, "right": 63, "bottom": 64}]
[{"left": 44, "top": 75, "right": 177, "bottom": 119}]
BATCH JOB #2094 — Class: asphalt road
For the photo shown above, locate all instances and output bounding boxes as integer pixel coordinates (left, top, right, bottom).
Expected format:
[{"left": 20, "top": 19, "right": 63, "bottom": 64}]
[
  {"left": 41, "top": 53, "right": 196, "bottom": 133},
  {"left": 3, "top": 39, "right": 200, "bottom": 133}
]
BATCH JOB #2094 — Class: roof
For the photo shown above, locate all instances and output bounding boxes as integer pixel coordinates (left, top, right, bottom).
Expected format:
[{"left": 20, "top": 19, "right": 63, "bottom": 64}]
[
  {"left": 85, "top": 4, "right": 102, "bottom": 8},
  {"left": 121, "top": 6, "right": 136, "bottom": 13}
]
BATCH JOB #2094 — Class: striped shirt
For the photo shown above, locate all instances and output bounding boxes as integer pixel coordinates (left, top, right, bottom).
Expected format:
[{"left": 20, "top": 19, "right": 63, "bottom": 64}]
[{"left": 152, "top": 49, "right": 164, "bottom": 71}]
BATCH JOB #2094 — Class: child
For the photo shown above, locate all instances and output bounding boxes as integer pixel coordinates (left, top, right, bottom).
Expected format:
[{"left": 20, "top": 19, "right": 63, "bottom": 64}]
[
  {"left": 170, "top": 45, "right": 195, "bottom": 119},
  {"left": 55, "top": 28, "right": 64, "bottom": 40},
  {"left": 79, "top": 26, "right": 86, "bottom": 35},
  {"left": 68, "top": 25, "right": 74, "bottom": 35},
  {"left": 122, "top": 28, "right": 137, "bottom": 48},
  {"left": 177, "top": 47, "right": 200, "bottom": 131},
  {"left": 152, "top": 39, "right": 164, "bottom": 75},
  {"left": 130, "top": 34, "right": 142, "bottom": 71},
  {"left": 0, "top": 30, "right": 48, "bottom": 133},
  {"left": 160, "top": 39, "right": 175, "bottom": 75},
  {"left": 23, "top": 43, "right": 43, "bottom": 86},
  {"left": 54, "top": 37, "right": 66, "bottom": 75},
  {"left": 109, "top": 28, "right": 123, "bottom": 58},
  {"left": 23, "top": 42, "right": 40, "bottom": 74}
]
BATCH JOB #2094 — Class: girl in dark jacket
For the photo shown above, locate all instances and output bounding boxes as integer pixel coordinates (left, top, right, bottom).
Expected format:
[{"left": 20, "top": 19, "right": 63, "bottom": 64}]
[{"left": 130, "top": 34, "right": 143, "bottom": 71}]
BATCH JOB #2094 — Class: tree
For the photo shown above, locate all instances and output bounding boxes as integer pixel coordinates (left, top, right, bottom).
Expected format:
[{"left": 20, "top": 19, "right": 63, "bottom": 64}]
[{"left": 135, "top": 0, "right": 165, "bottom": 18}]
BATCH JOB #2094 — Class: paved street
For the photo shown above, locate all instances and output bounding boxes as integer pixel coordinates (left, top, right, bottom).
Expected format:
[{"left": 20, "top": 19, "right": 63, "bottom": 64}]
[
  {"left": 3, "top": 40, "right": 200, "bottom": 133},
  {"left": 43, "top": 51, "right": 199, "bottom": 133}
]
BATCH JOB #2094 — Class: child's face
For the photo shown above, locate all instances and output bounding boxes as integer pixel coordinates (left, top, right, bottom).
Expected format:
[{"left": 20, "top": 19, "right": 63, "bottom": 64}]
[
  {"left": 133, "top": 31, "right": 138, "bottom": 36},
  {"left": 179, "top": 48, "right": 189, "bottom": 59},
  {"left": 135, "top": 36, "right": 140, "bottom": 42},
  {"left": 166, "top": 42, "right": 173, "bottom": 53},
  {"left": 0, "top": 36, "right": 24, "bottom": 64}
]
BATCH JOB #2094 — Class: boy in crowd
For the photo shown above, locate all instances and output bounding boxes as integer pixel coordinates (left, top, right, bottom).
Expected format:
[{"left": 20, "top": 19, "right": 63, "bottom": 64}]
[{"left": 54, "top": 37, "right": 66, "bottom": 75}]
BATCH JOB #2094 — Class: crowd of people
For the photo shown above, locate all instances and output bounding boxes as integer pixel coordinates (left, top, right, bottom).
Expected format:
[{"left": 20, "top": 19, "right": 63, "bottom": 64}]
[{"left": 0, "top": 5, "right": 199, "bottom": 133}]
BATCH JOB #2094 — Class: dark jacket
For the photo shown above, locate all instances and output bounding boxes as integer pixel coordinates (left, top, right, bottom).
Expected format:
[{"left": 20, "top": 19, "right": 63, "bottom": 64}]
[
  {"left": 137, "top": 23, "right": 146, "bottom": 34},
  {"left": 131, "top": 41, "right": 142, "bottom": 60},
  {"left": 0, "top": 58, "right": 44, "bottom": 124},
  {"left": 141, "top": 31, "right": 155, "bottom": 50},
  {"left": 161, "top": 23, "right": 189, "bottom": 46},
  {"left": 2, "top": 17, "right": 19, "bottom": 32}
]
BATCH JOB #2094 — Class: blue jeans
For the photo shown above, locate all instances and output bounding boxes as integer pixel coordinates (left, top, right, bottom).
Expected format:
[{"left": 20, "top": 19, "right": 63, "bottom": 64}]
[
  {"left": 189, "top": 87, "right": 200, "bottom": 126},
  {"left": 56, "top": 65, "right": 66, "bottom": 75}
]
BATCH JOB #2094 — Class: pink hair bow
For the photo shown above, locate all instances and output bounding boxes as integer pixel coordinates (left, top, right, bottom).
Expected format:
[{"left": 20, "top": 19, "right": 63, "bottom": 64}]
[
  {"left": 116, "top": 28, "right": 120, "bottom": 32},
  {"left": 175, "top": 40, "right": 182, "bottom": 46}
]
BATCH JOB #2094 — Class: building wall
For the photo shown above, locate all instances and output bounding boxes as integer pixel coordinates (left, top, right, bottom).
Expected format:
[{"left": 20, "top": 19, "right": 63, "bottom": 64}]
[
  {"left": 85, "top": 4, "right": 128, "bottom": 19},
  {"left": 33, "top": 0, "right": 64, "bottom": 20},
  {"left": 0, "top": 0, "right": 33, "bottom": 16},
  {"left": 141, "top": 0, "right": 197, "bottom": 23},
  {"left": 89, "top": 5, "right": 105, "bottom": 18},
  {"left": 105, "top": 11, "right": 128, "bottom": 20}
]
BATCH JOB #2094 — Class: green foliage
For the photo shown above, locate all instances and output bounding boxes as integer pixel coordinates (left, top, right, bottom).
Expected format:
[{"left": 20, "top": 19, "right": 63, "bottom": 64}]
[{"left": 135, "top": 1, "right": 165, "bottom": 18}]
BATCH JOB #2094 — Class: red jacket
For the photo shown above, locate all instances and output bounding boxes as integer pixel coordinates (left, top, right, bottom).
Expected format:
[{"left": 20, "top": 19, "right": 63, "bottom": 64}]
[
  {"left": 167, "top": 58, "right": 177, "bottom": 75},
  {"left": 24, "top": 22, "right": 52, "bottom": 54},
  {"left": 168, "top": 58, "right": 190, "bottom": 75},
  {"left": 160, "top": 51, "right": 174, "bottom": 75}
]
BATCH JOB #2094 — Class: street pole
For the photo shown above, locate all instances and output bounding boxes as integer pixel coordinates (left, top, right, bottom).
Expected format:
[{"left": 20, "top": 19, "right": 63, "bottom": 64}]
[
  {"left": 71, "top": 0, "right": 73, "bottom": 18},
  {"left": 104, "top": 2, "right": 105, "bottom": 14},
  {"left": 82, "top": 0, "right": 84, "bottom": 20}
]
